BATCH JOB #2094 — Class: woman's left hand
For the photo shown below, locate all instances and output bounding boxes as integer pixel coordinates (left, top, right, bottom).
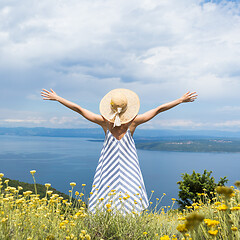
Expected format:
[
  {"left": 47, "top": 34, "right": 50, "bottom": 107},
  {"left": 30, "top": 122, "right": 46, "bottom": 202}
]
[{"left": 180, "top": 91, "right": 198, "bottom": 103}]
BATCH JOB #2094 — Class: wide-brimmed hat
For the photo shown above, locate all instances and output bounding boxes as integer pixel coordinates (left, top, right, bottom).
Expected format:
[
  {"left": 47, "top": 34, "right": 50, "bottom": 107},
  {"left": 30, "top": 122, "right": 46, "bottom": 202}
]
[{"left": 99, "top": 89, "right": 140, "bottom": 127}]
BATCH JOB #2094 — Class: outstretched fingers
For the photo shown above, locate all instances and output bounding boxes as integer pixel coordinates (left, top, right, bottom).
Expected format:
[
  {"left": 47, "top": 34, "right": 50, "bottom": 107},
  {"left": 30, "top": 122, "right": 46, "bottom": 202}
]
[{"left": 42, "top": 89, "right": 51, "bottom": 94}]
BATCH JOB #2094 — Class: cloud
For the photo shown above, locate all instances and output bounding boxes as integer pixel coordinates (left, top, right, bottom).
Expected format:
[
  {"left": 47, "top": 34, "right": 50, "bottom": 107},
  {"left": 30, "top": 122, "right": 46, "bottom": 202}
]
[
  {"left": 0, "top": 0, "right": 240, "bottom": 129},
  {"left": 214, "top": 120, "right": 240, "bottom": 128}
]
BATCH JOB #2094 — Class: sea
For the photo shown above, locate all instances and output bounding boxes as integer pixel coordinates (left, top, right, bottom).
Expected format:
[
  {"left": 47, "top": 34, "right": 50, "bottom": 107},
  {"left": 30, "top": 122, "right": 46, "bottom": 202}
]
[{"left": 0, "top": 135, "right": 239, "bottom": 207}]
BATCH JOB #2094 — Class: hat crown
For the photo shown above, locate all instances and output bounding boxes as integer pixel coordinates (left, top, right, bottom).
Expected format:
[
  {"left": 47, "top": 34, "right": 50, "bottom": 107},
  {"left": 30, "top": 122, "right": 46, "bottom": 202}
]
[{"left": 110, "top": 92, "right": 128, "bottom": 111}]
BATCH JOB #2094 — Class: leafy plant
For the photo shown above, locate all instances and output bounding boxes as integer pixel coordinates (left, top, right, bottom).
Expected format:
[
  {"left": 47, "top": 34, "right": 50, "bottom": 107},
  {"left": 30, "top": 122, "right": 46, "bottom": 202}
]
[{"left": 177, "top": 170, "right": 228, "bottom": 209}]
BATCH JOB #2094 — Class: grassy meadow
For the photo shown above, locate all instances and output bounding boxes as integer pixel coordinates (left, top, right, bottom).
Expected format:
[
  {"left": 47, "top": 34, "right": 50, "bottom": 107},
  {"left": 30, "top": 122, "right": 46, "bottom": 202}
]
[{"left": 0, "top": 171, "right": 240, "bottom": 240}]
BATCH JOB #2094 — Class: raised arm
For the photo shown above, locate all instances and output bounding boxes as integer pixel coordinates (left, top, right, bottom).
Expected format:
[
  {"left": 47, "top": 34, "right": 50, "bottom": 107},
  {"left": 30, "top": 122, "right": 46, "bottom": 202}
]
[
  {"left": 41, "top": 89, "right": 105, "bottom": 126},
  {"left": 132, "top": 91, "right": 197, "bottom": 126}
]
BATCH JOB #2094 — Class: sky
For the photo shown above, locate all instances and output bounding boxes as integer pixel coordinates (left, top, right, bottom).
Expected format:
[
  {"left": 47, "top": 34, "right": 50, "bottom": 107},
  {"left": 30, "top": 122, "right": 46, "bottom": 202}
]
[{"left": 1, "top": 0, "right": 240, "bottom": 130}]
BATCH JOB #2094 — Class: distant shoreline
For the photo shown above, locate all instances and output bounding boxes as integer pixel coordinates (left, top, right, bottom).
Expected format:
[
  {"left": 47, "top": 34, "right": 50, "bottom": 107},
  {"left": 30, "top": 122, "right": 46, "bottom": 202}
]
[
  {"left": 2, "top": 127, "right": 240, "bottom": 153},
  {"left": 136, "top": 139, "right": 240, "bottom": 153}
]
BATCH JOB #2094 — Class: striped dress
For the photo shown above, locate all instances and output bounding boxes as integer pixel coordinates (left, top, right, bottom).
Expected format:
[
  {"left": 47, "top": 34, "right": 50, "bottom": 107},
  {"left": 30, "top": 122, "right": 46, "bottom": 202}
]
[{"left": 88, "top": 128, "right": 149, "bottom": 214}]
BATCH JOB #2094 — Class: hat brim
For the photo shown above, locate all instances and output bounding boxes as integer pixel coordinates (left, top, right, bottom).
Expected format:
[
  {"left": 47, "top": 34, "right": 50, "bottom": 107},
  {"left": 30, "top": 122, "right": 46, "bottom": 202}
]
[{"left": 99, "top": 89, "right": 140, "bottom": 125}]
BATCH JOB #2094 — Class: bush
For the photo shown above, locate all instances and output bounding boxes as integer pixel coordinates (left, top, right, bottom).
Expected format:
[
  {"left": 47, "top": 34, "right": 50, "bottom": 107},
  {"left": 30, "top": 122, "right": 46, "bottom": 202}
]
[{"left": 177, "top": 170, "right": 228, "bottom": 209}]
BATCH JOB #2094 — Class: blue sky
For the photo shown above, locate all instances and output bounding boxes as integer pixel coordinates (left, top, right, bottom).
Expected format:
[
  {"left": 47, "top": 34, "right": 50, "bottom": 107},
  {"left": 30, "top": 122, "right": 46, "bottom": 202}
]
[{"left": 1, "top": 0, "right": 240, "bottom": 130}]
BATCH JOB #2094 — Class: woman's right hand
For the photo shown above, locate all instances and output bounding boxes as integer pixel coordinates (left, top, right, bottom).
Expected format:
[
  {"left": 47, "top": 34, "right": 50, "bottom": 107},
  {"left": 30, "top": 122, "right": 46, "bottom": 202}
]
[{"left": 41, "top": 89, "right": 59, "bottom": 101}]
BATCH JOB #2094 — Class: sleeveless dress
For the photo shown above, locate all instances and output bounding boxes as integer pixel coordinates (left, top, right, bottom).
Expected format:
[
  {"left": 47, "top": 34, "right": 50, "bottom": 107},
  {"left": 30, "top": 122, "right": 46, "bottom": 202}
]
[{"left": 88, "top": 128, "right": 149, "bottom": 214}]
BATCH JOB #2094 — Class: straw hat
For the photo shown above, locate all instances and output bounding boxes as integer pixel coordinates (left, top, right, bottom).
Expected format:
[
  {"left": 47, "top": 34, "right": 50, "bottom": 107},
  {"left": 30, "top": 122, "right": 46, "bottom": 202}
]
[{"left": 99, "top": 89, "right": 140, "bottom": 127}]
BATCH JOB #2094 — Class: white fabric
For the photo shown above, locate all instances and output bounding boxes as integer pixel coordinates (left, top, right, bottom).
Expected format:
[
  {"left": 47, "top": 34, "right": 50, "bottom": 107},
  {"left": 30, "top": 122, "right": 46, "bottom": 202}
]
[{"left": 109, "top": 107, "right": 125, "bottom": 127}]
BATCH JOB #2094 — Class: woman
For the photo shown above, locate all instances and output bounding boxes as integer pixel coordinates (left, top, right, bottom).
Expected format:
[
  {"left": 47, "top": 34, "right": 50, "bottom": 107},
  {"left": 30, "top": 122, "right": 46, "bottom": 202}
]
[{"left": 41, "top": 88, "right": 197, "bottom": 214}]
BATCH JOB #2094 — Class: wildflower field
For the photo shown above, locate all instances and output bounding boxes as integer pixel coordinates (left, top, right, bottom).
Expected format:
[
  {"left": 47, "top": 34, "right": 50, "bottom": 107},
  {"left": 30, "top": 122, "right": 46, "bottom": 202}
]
[{"left": 0, "top": 171, "right": 239, "bottom": 240}]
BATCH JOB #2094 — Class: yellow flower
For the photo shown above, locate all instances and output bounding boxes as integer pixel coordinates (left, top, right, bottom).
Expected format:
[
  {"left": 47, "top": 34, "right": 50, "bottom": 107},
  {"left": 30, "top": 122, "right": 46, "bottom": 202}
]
[
  {"left": 45, "top": 183, "right": 51, "bottom": 188},
  {"left": 30, "top": 170, "right": 36, "bottom": 175},
  {"left": 160, "top": 235, "right": 170, "bottom": 240},
  {"left": 177, "top": 223, "right": 188, "bottom": 233},
  {"left": 208, "top": 230, "right": 218, "bottom": 236},
  {"left": 231, "top": 226, "right": 238, "bottom": 231},
  {"left": 70, "top": 182, "right": 76, "bottom": 187},
  {"left": 172, "top": 235, "right": 177, "bottom": 240},
  {"left": 81, "top": 230, "right": 87, "bottom": 234},
  {"left": 75, "top": 191, "right": 80, "bottom": 196},
  {"left": 172, "top": 198, "right": 176, "bottom": 201},
  {"left": 143, "top": 232, "right": 147, "bottom": 235},
  {"left": 85, "top": 234, "right": 91, "bottom": 240},
  {"left": 106, "top": 203, "right": 111, "bottom": 209},
  {"left": 0, "top": 173, "right": 4, "bottom": 178},
  {"left": 82, "top": 184, "right": 86, "bottom": 187},
  {"left": 216, "top": 204, "right": 228, "bottom": 211},
  {"left": 163, "top": 193, "right": 166, "bottom": 195},
  {"left": 204, "top": 219, "right": 220, "bottom": 227},
  {"left": 231, "top": 206, "right": 240, "bottom": 211}
]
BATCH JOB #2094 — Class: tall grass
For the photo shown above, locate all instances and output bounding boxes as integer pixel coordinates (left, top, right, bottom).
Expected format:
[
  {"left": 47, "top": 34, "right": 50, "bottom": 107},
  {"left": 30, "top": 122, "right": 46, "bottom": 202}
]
[{"left": 0, "top": 171, "right": 239, "bottom": 239}]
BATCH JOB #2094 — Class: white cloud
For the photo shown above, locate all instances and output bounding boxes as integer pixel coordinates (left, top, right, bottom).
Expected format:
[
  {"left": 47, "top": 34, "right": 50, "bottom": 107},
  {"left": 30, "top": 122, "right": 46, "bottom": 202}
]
[
  {"left": 0, "top": 0, "right": 240, "bottom": 129},
  {"left": 2, "top": 118, "right": 46, "bottom": 124},
  {"left": 214, "top": 120, "right": 240, "bottom": 128}
]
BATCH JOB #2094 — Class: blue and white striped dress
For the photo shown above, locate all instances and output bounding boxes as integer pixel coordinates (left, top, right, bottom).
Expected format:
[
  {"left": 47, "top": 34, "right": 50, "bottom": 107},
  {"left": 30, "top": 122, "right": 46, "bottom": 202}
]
[{"left": 88, "top": 128, "right": 149, "bottom": 214}]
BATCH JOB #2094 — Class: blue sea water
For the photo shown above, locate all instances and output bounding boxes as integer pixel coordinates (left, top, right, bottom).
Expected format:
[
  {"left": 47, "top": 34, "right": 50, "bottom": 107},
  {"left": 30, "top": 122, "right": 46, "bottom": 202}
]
[{"left": 0, "top": 135, "right": 239, "bottom": 207}]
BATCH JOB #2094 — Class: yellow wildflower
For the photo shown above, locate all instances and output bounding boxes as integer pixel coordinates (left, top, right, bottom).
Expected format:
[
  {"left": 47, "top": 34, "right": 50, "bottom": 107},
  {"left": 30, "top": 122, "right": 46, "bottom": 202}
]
[
  {"left": 216, "top": 204, "right": 228, "bottom": 211},
  {"left": 208, "top": 230, "right": 218, "bottom": 236},
  {"left": 82, "top": 184, "right": 86, "bottom": 187},
  {"left": 45, "top": 183, "right": 51, "bottom": 188},
  {"left": 172, "top": 235, "right": 177, "bottom": 240},
  {"left": 160, "top": 235, "right": 170, "bottom": 240},
  {"left": 70, "top": 182, "right": 76, "bottom": 187},
  {"left": 143, "top": 232, "right": 147, "bottom": 235},
  {"left": 231, "top": 226, "right": 238, "bottom": 231},
  {"left": 204, "top": 219, "right": 220, "bottom": 227},
  {"left": 177, "top": 223, "right": 188, "bottom": 233},
  {"left": 230, "top": 206, "right": 240, "bottom": 211},
  {"left": 30, "top": 170, "right": 36, "bottom": 175},
  {"left": 0, "top": 173, "right": 4, "bottom": 178},
  {"left": 106, "top": 203, "right": 111, "bottom": 209},
  {"left": 85, "top": 234, "right": 91, "bottom": 240}
]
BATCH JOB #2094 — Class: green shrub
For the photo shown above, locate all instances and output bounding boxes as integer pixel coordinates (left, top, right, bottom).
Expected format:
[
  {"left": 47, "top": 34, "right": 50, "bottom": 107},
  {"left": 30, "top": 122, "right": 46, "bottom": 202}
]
[{"left": 177, "top": 170, "right": 228, "bottom": 209}]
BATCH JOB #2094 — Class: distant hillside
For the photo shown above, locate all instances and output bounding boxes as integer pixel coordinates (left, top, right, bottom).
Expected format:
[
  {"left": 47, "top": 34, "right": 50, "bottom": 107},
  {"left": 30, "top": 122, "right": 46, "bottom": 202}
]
[
  {"left": 136, "top": 139, "right": 240, "bottom": 152},
  {"left": 1, "top": 127, "right": 240, "bottom": 140}
]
